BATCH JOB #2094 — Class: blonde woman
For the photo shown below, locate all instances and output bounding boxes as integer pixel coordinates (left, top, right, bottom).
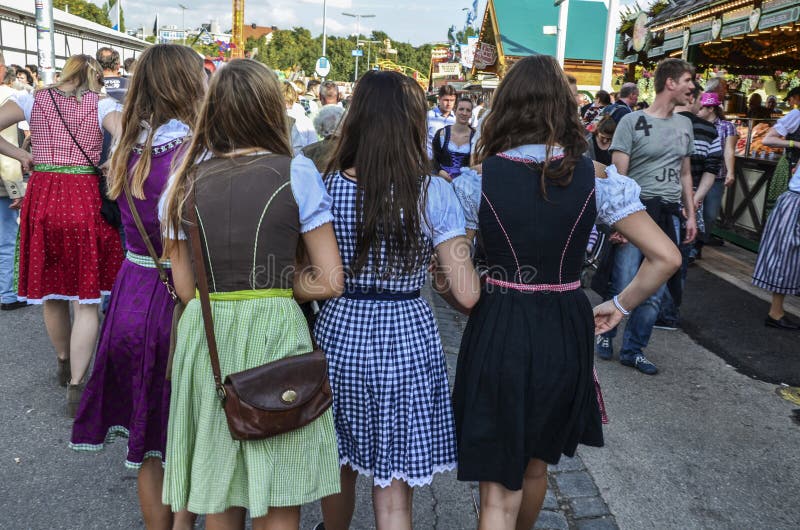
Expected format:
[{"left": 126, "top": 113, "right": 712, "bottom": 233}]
[
  {"left": 0, "top": 54, "right": 124, "bottom": 415},
  {"left": 160, "top": 59, "right": 342, "bottom": 529}
]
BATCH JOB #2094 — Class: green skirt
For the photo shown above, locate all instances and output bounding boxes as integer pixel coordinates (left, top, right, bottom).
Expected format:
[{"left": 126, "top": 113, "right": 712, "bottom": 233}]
[{"left": 163, "top": 296, "right": 340, "bottom": 517}]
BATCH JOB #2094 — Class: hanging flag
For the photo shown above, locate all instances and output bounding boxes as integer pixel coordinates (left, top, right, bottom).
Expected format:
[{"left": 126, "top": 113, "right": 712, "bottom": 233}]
[
  {"left": 472, "top": 0, "right": 479, "bottom": 22},
  {"left": 153, "top": 13, "right": 159, "bottom": 40},
  {"left": 110, "top": 0, "right": 120, "bottom": 31}
]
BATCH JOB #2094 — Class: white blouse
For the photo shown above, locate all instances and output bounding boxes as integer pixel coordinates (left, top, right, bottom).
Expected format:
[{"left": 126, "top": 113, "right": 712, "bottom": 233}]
[
  {"left": 9, "top": 91, "right": 121, "bottom": 130},
  {"left": 452, "top": 144, "right": 645, "bottom": 230},
  {"left": 158, "top": 153, "right": 334, "bottom": 240}
]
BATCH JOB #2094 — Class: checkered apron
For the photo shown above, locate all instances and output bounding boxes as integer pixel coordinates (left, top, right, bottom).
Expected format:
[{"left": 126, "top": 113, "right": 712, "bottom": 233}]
[{"left": 314, "top": 172, "right": 458, "bottom": 487}]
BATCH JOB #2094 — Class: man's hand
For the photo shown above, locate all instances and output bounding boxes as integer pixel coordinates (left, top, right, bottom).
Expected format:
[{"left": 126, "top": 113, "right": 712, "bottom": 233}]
[
  {"left": 724, "top": 174, "right": 734, "bottom": 187},
  {"left": 683, "top": 217, "right": 697, "bottom": 244},
  {"left": 9, "top": 198, "right": 22, "bottom": 210},
  {"left": 609, "top": 231, "right": 628, "bottom": 245}
]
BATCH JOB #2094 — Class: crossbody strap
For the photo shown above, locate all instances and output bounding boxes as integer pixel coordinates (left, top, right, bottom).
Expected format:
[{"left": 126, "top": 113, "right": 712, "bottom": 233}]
[
  {"left": 46, "top": 88, "right": 99, "bottom": 172},
  {"left": 121, "top": 174, "right": 177, "bottom": 301},
  {"left": 185, "top": 189, "right": 227, "bottom": 401}
]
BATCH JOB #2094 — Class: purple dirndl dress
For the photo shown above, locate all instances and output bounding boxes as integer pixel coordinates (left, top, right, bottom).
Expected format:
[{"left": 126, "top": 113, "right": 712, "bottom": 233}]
[{"left": 70, "top": 127, "right": 187, "bottom": 468}]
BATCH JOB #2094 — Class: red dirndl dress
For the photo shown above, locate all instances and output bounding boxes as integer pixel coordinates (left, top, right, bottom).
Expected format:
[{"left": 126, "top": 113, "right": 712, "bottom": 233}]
[{"left": 17, "top": 89, "right": 123, "bottom": 304}]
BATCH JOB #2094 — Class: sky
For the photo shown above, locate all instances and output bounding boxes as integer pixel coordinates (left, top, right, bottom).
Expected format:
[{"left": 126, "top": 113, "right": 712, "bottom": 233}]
[
  {"left": 99, "top": 0, "right": 643, "bottom": 47},
  {"left": 105, "top": 0, "right": 486, "bottom": 46}
]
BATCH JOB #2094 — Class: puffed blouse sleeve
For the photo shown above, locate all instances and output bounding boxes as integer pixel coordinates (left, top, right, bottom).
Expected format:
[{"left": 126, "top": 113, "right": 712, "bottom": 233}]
[
  {"left": 424, "top": 175, "right": 467, "bottom": 246},
  {"left": 290, "top": 154, "right": 334, "bottom": 233},
  {"left": 595, "top": 165, "right": 646, "bottom": 226},
  {"left": 157, "top": 173, "right": 186, "bottom": 240},
  {"left": 8, "top": 92, "right": 34, "bottom": 123},
  {"left": 452, "top": 167, "right": 481, "bottom": 230},
  {"left": 97, "top": 96, "right": 122, "bottom": 129}
]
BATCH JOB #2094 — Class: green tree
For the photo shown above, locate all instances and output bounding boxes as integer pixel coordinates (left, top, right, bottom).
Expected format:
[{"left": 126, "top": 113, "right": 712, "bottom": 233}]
[{"left": 54, "top": 0, "right": 111, "bottom": 27}]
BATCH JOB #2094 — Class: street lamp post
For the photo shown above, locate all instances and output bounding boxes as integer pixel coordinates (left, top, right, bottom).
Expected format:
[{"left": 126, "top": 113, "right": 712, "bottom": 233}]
[
  {"left": 178, "top": 3, "right": 188, "bottom": 46},
  {"left": 342, "top": 12, "right": 375, "bottom": 81},
  {"left": 322, "top": 0, "right": 328, "bottom": 59}
]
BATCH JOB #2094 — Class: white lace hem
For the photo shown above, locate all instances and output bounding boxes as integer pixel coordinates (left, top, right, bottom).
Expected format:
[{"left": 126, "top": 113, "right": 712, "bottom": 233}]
[
  {"left": 19, "top": 291, "right": 111, "bottom": 305},
  {"left": 340, "top": 457, "right": 457, "bottom": 488}
]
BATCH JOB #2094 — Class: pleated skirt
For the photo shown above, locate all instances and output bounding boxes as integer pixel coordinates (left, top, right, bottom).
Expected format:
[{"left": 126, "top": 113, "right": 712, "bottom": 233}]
[
  {"left": 753, "top": 190, "right": 800, "bottom": 295},
  {"left": 163, "top": 297, "right": 340, "bottom": 517},
  {"left": 453, "top": 287, "right": 604, "bottom": 491}
]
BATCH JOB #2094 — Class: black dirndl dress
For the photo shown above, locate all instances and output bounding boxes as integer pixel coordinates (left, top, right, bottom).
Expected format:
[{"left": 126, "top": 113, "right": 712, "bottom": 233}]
[{"left": 453, "top": 154, "right": 604, "bottom": 491}]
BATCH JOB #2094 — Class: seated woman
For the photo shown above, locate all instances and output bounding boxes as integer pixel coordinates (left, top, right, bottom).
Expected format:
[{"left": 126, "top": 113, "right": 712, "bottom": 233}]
[{"left": 432, "top": 97, "right": 475, "bottom": 181}]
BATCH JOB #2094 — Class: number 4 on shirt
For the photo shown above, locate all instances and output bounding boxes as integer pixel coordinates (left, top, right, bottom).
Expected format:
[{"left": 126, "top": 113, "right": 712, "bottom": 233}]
[{"left": 634, "top": 115, "right": 652, "bottom": 136}]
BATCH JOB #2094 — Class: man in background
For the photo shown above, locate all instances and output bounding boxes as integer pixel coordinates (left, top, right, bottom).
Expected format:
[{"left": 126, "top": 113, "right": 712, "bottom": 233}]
[
  {"left": 0, "top": 53, "right": 26, "bottom": 310},
  {"left": 96, "top": 47, "right": 128, "bottom": 101},
  {"left": 604, "top": 82, "right": 640, "bottom": 123},
  {"left": 427, "top": 84, "right": 457, "bottom": 157}
]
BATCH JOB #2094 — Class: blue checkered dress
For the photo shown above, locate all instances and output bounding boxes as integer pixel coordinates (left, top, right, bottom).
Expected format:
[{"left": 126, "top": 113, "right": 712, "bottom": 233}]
[{"left": 315, "top": 172, "right": 457, "bottom": 487}]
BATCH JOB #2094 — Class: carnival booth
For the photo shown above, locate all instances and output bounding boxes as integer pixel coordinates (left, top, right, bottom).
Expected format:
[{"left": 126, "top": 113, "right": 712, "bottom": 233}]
[
  {"left": 473, "top": 0, "right": 611, "bottom": 86},
  {"left": 619, "top": 0, "right": 800, "bottom": 250}
]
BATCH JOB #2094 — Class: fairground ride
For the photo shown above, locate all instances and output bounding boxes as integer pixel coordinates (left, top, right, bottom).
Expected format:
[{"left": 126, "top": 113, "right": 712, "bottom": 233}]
[
  {"left": 375, "top": 59, "right": 429, "bottom": 91},
  {"left": 231, "top": 0, "right": 244, "bottom": 59}
]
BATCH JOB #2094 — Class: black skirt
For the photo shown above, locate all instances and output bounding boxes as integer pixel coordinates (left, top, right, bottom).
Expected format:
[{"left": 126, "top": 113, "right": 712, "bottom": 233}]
[{"left": 452, "top": 287, "right": 604, "bottom": 491}]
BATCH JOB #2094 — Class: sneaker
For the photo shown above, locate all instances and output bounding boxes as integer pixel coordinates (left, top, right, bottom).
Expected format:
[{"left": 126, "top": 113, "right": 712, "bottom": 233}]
[
  {"left": 595, "top": 336, "right": 613, "bottom": 360},
  {"left": 653, "top": 320, "right": 678, "bottom": 331},
  {"left": 313, "top": 524, "right": 326, "bottom": 530},
  {"left": 620, "top": 353, "right": 658, "bottom": 375}
]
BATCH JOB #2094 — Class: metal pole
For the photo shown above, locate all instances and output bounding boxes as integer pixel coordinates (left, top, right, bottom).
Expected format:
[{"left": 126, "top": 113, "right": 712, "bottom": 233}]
[
  {"left": 367, "top": 40, "right": 371, "bottom": 72},
  {"left": 322, "top": 0, "right": 327, "bottom": 58},
  {"left": 35, "top": 0, "right": 56, "bottom": 85},
  {"left": 354, "top": 16, "right": 360, "bottom": 81},
  {"left": 600, "top": 0, "right": 619, "bottom": 90},
  {"left": 556, "top": 0, "right": 569, "bottom": 67}
]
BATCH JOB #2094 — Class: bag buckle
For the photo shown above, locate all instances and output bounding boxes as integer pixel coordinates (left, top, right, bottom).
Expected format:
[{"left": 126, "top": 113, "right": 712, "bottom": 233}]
[{"left": 216, "top": 383, "right": 227, "bottom": 402}]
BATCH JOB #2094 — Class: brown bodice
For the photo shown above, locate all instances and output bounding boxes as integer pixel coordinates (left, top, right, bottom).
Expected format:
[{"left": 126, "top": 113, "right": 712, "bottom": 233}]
[{"left": 184, "top": 154, "right": 299, "bottom": 292}]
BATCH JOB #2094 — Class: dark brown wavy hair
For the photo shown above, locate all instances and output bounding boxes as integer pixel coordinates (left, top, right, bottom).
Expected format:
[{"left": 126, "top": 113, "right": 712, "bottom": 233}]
[
  {"left": 474, "top": 55, "right": 588, "bottom": 194},
  {"left": 325, "top": 70, "right": 430, "bottom": 275}
]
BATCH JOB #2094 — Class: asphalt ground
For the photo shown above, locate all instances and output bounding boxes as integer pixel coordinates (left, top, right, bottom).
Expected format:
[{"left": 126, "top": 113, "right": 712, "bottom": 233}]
[{"left": 679, "top": 266, "right": 800, "bottom": 386}]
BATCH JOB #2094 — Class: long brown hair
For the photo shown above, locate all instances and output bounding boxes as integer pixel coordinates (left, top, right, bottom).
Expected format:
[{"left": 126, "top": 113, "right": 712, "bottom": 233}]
[
  {"left": 107, "top": 45, "right": 205, "bottom": 200},
  {"left": 475, "top": 55, "right": 587, "bottom": 193},
  {"left": 162, "top": 59, "right": 292, "bottom": 255},
  {"left": 325, "top": 70, "right": 430, "bottom": 275}
]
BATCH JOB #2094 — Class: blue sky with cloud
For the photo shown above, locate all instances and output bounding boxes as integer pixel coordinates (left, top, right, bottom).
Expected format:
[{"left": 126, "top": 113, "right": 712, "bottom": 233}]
[{"left": 106, "top": 0, "right": 484, "bottom": 46}]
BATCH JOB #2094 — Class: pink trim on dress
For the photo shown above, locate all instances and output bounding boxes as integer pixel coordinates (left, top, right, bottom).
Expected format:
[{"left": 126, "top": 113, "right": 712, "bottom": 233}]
[
  {"left": 559, "top": 189, "right": 595, "bottom": 283},
  {"left": 594, "top": 368, "right": 609, "bottom": 424},
  {"left": 497, "top": 152, "right": 566, "bottom": 164},
  {"left": 481, "top": 192, "right": 522, "bottom": 282},
  {"left": 484, "top": 277, "right": 581, "bottom": 292}
]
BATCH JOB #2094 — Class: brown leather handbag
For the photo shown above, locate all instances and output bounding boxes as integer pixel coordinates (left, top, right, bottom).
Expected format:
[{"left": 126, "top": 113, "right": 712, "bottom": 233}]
[{"left": 186, "top": 190, "right": 333, "bottom": 441}]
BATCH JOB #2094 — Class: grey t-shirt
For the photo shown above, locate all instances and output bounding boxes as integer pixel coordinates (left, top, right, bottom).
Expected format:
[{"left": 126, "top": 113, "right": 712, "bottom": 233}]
[{"left": 610, "top": 110, "right": 694, "bottom": 203}]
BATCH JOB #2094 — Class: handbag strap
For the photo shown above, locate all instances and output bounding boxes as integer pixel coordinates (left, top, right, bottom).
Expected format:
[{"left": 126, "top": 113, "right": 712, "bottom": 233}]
[
  {"left": 46, "top": 88, "right": 99, "bottom": 172},
  {"left": 185, "top": 189, "right": 227, "bottom": 401},
  {"left": 121, "top": 175, "right": 178, "bottom": 301}
]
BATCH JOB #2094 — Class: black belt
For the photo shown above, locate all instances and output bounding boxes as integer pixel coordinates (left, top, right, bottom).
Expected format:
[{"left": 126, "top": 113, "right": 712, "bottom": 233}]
[{"left": 342, "top": 286, "right": 421, "bottom": 301}]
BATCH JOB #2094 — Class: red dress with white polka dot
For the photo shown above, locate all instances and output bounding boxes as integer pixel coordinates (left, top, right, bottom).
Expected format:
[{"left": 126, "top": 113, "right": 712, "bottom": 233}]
[{"left": 18, "top": 89, "right": 123, "bottom": 304}]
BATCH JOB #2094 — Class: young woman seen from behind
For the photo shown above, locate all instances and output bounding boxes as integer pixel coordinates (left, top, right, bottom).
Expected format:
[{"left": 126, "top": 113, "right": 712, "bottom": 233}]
[
  {"left": 316, "top": 71, "right": 480, "bottom": 530},
  {"left": 69, "top": 44, "right": 205, "bottom": 530},
  {"left": 159, "top": 59, "right": 343, "bottom": 530},
  {"left": 451, "top": 55, "right": 681, "bottom": 530}
]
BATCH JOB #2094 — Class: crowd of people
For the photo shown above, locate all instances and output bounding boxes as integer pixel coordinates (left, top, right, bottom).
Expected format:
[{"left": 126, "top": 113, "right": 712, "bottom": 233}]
[{"left": 0, "top": 39, "right": 797, "bottom": 530}]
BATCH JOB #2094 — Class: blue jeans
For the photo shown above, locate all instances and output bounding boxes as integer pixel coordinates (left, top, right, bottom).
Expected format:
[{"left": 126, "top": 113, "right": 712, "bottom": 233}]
[
  {"left": 658, "top": 242, "right": 691, "bottom": 325},
  {"left": 0, "top": 197, "right": 20, "bottom": 304},
  {"left": 603, "top": 215, "right": 680, "bottom": 357},
  {"left": 702, "top": 180, "right": 725, "bottom": 241}
]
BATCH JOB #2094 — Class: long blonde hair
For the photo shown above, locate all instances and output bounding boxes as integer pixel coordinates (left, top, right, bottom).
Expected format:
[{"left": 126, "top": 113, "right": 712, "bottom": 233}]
[
  {"left": 46, "top": 54, "right": 104, "bottom": 102},
  {"left": 106, "top": 45, "right": 205, "bottom": 200},
  {"left": 161, "top": 59, "right": 292, "bottom": 256}
]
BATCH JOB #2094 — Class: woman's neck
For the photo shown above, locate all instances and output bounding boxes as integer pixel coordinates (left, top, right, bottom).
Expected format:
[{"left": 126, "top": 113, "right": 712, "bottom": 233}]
[{"left": 452, "top": 122, "right": 470, "bottom": 132}]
